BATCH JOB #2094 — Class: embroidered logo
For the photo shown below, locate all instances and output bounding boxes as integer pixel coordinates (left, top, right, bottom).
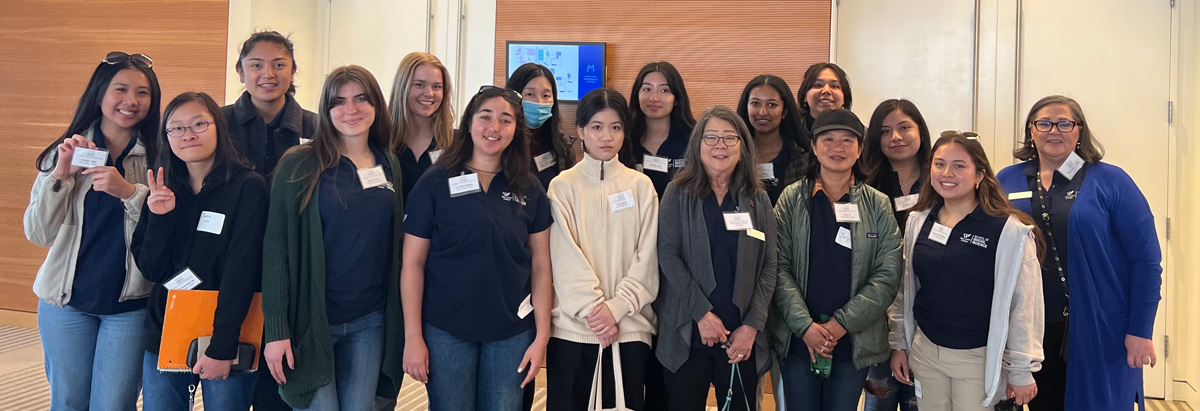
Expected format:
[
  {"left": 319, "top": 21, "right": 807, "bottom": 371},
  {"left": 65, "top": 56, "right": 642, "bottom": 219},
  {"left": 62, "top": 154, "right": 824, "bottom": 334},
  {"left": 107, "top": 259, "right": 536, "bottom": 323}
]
[
  {"left": 501, "top": 191, "right": 527, "bottom": 206},
  {"left": 959, "top": 233, "right": 991, "bottom": 249},
  {"left": 1065, "top": 190, "right": 1077, "bottom": 200},
  {"left": 670, "top": 158, "right": 687, "bottom": 168}
]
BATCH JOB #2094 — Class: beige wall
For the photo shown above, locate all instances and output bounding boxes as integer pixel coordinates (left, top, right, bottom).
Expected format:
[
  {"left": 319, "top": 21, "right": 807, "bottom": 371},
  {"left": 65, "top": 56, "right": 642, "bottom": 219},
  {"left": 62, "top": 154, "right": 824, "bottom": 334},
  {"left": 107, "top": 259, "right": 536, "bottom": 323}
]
[{"left": 1168, "top": 0, "right": 1200, "bottom": 405}]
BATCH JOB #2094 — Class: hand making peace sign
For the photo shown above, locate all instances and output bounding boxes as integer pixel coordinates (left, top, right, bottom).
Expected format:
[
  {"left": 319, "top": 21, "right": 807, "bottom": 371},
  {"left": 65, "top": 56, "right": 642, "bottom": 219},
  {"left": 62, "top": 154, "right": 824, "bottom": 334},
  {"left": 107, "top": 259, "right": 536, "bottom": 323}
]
[{"left": 146, "top": 167, "right": 176, "bottom": 215}]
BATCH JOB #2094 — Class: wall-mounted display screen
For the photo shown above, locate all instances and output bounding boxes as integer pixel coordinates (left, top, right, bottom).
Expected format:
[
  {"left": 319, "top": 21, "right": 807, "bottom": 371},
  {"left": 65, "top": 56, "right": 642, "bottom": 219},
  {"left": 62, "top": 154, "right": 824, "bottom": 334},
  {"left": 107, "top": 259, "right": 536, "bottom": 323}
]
[{"left": 505, "top": 41, "right": 606, "bottom": 102}]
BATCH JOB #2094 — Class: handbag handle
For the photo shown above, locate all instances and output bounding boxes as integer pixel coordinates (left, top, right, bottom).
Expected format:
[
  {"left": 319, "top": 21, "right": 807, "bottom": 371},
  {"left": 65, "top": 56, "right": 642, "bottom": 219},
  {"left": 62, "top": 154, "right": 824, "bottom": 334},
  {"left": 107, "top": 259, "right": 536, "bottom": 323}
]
[
  {"left": 720, "top": 361, "right": 753, "bottom": 411},
  {"left": 587, "top": 342, "right": 628, "bottom": 411}
]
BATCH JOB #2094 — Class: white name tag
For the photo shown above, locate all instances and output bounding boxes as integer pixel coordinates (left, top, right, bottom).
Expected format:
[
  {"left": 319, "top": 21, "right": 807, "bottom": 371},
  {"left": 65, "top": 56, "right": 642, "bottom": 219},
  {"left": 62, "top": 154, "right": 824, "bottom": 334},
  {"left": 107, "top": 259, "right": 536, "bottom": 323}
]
[
  {"left": 834, "top": 203, "right": 861, "bottom": 223},
  {"left": 1008, "top": 191, "right": 1033, "bottom": 200},
  {"left": 894, "top": 194, "right": 919, "bottom": 212},
  {"left": 914, "top": 378, "right": 923, "bottom": 399},
  {"left": 723, "top": 212, "right": 754, "bottom": 231},
  {"left": 357, "top": 166, "right": 388, "bottom": 189},
  {"left": 1058, "top": 151, "right": 1085, "bottom": 180},
  {"left": 929, "top": 222, "right": 952, "bottom": 245},
  {"left": 196, "top": 211, "right": 225, "bottom": 235},
  {"left": 448, "top": 173, "right": 482, "bottom": 197},
  {"left": 643, "top": 155, "right": 669, "bottom": 173},
  {"left": 71, "top": 147, "right": 108, "bottom": 168},
  {"left": 517, "top": 294, "right": 534, "bottom": 319},
  {"left": 163, "top": 267, "right": 202, "bottom": 290},
  {"left": 608, "top": 190, "right": 636, "bottom": 212},
  {"left": 428, "top": 150, "right": 443, "bottom": 163},
  {"left": 534, "top": 151, "right": 556, "bottom": 172},
  {"left": 835, "top": 226, "right": 852, "bottom": 249},
  {"left": 756, "top": 163, "right": 775, "bottom": 180},
  {"left": 747, "top": 228, "right": 765, "bottom": 241}
]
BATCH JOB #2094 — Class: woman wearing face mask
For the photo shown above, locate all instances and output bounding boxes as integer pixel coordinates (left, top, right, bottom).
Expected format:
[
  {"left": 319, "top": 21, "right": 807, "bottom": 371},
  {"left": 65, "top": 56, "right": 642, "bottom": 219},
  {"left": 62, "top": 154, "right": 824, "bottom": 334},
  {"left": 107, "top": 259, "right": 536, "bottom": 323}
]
[
  {"left": 736, "top": 74, "right": 806, "bottom": 205},
  {"left": 133, "top": 92, "right": 268, "bottom": 411},
  {"left": 223, "top": 31, "right": 318, "bottom": 176},
  {"left": 545, "top": 88, "right": 658, "bottom": 410},
  {"left": 630, "top": 61, "right": 698, "bottom": 197},
  {"left": 25, "top": 51, "right": 160, "bottom": 410},
  {"left": 796, "top": 63, "right": 853, "bottom": 142},
  {"left": 507, "top": 62, "right": 576, "bottom": 190},
  {"left": 390, "top": 52, "right": 455, "bottom": 203}
]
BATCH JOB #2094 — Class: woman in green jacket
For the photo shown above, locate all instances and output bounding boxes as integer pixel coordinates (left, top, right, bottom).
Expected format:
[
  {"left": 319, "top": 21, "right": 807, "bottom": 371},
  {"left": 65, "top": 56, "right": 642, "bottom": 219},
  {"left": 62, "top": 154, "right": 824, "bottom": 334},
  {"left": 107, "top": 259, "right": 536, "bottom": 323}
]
[{"left": 769, "top": 109, "right": 902, "bottom": 410}]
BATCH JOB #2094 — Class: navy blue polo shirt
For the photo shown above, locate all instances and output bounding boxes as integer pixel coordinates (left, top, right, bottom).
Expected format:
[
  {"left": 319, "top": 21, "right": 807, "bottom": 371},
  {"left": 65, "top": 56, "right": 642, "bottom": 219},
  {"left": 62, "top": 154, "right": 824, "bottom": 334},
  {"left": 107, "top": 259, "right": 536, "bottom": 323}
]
[
  {"left": 876, "top": 171, "right": 923, "bottom": 234},
  {"left": 912, "top": 203, "right": 1007, "bottom": 349},
  {"left": 529, "top": 127, "right": 564, "bottom": 190},
  {"left": 319, "top": 147, "right": 395, "bottom": 325},
  {"left": 800, "top": 188, "right": 853, "bottom": 360},
  {"left": 405, "top": 165, "right": 553, "bottom": 342},
  {"left": 399, "top": 139, "right": 438, "bottom": 204},
  {"left": 636, "top": 127, "right": 691, "bottom": 197},
  {"left": 692, "top": 191, "right": 742, "bottom": 347},
  {"left": 1024, "top": 161, "right": 1085, "bottom": 323},
  {"left": 71, "top": 124, "right": 145, "bottom": 315}
]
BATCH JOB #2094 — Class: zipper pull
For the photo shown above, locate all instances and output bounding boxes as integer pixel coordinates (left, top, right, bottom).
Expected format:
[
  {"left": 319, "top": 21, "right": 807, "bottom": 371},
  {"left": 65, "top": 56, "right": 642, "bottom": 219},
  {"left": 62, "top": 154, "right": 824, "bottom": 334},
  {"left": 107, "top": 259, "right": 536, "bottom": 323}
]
[{"left": 600, "top": 160, "right": 605, "bottom": 180}]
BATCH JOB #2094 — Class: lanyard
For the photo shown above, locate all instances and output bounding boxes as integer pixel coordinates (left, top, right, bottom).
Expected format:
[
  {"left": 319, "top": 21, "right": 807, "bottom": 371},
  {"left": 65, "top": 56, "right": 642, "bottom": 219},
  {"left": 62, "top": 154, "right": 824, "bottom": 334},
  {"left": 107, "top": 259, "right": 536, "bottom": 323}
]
[{"left": 1034, "top": 170, "right": 1069, "bottom": 317}]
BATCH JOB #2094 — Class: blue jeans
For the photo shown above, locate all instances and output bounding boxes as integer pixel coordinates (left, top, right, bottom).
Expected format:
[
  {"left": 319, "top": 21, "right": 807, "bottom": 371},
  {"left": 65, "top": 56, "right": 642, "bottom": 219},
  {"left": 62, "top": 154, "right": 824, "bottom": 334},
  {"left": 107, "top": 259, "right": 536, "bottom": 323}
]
[
  {"left": 779, "top": 349, "right": 870, "bottom": 411},
  {"left": 38, "top": 300, "right": 146, "bottom": 411},
  {"left": 424, "top": 323, "right": 535, "bottom": 411},
  {"left": 863, "top": 362, "right": 918, "bottom": 411},
  {"left": 141, "top": 351, "right": 257, "bottom": 410},
  {"left": 298, "top": 310, "right": 385, "bottom": 411}
]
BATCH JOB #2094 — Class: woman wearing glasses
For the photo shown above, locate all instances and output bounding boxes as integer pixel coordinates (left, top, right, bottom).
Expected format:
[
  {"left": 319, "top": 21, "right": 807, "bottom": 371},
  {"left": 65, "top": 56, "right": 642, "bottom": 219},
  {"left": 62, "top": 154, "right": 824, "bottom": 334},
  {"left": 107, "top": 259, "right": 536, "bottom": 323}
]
[
  {"left": 133, "top": 92, "right": 267, "bottom": 410},
  {"left": 997, "top": 95, "right": 1162, "bottom": 411},
  {"left": 261, "top": 65, "right": 405, "bottom": 410},
  {"left": 769, "top": 109, "right": 902, "bottom": 411},
  {"left": 25, "top": 51, "right": 160, "bottom": 410},
  {"left": 630, "top": 61, "right": 698, "bottom": 197},
  {"left": 508, "top": 63, "right": 576, "bottom": 190},
  {"left": 736, "top": 74, "right": 806, "bottom": 205},
  {"left": 655, "top": 106, "right": 777, "bottom": 411},
  {"left": 390, "top": 52, "right": 455, "bottom": 202},
  {"left": 401, "top": 86, "right": 553, "bottom": 410}
]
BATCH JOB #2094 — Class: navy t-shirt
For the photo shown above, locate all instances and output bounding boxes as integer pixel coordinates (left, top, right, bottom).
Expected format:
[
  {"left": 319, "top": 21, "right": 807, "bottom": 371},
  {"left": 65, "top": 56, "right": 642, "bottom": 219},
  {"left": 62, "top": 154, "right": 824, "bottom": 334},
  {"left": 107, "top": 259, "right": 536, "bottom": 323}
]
[
  {"left": 405, "top": 165, "right": 553, "bottom": 342},
  {"left": 636, "top": 127, "right": 691, "bottom": 197},
  {"left": 70, "top": 125, "right": 146, "bottom": 314},
  {"left": 800, "top": 190, "right": 853, "bottom": 360},
  {"left": 692, "top": 191, "right": 742, "bottom": 347},
  {"left": 319, "top": 148, "right": 395, "bottom": 325},
  {"left": 399, "top": 139, "right": 438, "bottom": 204}
]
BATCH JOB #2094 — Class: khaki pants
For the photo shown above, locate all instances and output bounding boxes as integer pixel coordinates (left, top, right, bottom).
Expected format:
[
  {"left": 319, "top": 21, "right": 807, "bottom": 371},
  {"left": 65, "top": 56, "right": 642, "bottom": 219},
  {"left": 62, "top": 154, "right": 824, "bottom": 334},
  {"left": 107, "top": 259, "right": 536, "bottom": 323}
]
[{"left": 909, "top": 328, "right": 989, "bottom": 411}]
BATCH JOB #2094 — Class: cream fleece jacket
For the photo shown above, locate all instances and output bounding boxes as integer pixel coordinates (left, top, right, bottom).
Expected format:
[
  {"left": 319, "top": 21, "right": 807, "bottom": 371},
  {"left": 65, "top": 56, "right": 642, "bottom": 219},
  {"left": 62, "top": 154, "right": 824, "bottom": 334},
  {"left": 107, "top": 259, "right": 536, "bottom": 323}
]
[{"left": 548, "top": 154, "right": 660, "bottom": 345}]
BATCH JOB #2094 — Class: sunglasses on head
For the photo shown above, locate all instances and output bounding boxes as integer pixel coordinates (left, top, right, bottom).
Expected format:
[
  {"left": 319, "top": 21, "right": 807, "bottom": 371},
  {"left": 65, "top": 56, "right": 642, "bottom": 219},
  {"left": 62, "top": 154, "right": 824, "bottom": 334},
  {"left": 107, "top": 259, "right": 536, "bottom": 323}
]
[
  {"left": 477, "top": 85, "right": 522, "bottom": 103},
  {"left": 103, "top": 51, "right": 153, "bottom": 69}
]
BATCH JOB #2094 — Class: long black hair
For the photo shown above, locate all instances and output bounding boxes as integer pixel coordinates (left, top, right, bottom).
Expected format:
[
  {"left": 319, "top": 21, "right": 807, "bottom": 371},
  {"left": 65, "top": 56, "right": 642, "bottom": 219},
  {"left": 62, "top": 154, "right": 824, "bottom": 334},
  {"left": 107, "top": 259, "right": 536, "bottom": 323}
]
[
  {"left": 436, "top": 89, "right": 535, "bottom": 197},
  {"left": 796, "top": 62, "right": 853, "bottom": 120},
  {"left": 862, "top": 99, "right": 932, "bottom": 188},
  {"left": 736, "top": 74, "right": 805, "bottom": 154},
  {"left": 575, "top": 88, "right": 636, "bottom": 168},
  {"left": 629, "top": 62, "right": 697, "bottom": 147},
  {"left": 506, "top": 63, "right": 575, "bottom": 170},
  {"left": 157, "top": 92, "right": 252, "bottom": 191},
  {"left": 35, "top": 54, "right": 161, "bottom": 171}
]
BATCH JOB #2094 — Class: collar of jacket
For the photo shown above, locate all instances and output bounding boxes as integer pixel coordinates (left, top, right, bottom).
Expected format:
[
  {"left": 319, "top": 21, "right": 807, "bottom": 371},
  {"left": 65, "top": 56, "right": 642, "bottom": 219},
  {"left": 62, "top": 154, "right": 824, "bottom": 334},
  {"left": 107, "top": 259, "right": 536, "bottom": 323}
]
[{"left": 232, "top": 91, "right": 305, "bottom": 134}]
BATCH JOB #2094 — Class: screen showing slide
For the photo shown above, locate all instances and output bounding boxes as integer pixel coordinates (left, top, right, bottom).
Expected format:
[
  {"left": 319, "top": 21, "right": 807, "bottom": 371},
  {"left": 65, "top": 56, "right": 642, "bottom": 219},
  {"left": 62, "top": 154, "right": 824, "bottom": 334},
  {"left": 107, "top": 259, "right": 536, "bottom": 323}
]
[{"left": 506, "top": 42, "right": 605, "bottom": 102}]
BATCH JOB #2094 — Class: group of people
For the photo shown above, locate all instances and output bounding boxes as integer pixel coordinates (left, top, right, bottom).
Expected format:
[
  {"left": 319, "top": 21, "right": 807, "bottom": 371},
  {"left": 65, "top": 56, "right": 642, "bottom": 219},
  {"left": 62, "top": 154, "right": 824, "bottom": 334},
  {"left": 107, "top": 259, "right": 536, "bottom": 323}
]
[{"left": 24, "top": 30, "right": 1162, "bottom": 411}]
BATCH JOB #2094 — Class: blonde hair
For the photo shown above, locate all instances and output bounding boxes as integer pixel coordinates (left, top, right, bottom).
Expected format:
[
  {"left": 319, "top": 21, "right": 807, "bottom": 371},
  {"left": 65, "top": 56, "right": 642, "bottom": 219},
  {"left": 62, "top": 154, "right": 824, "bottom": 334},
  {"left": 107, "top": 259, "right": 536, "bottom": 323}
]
[{"left": 389, "top": 52, "right": 455, "bottom": 151}]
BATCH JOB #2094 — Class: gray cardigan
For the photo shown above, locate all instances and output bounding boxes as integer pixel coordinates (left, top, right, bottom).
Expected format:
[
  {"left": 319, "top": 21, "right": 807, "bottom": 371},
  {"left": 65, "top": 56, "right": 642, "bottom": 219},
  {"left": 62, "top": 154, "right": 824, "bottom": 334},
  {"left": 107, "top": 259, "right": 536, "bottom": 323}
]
[{"left": 654, "top": 181, "right": 778, "bottom": 376}]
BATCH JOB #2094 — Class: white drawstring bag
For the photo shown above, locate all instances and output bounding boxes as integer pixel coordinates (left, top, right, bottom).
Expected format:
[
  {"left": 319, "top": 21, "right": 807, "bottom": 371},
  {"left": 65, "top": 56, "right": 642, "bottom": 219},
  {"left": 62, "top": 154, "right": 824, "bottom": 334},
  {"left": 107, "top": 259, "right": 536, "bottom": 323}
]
[{"left": 587, "top": 342, "right": 633, "bottom": 411}]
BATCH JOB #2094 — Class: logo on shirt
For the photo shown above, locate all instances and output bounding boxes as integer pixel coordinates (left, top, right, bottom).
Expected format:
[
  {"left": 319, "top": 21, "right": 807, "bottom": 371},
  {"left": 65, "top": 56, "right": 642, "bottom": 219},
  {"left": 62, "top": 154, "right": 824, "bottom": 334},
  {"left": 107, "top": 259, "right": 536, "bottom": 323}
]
[
  {"left": 1064, "top": 190, "right": 1077, "bottom": 200},
  {"left": 959, "top": 233, "right": 991, "bottom": 249},
  {"left": 501, "top": 191, "right": 527, "bottom": 206},
  {"left": 670, "top": 159, "right": 686, "bottom": 169}
]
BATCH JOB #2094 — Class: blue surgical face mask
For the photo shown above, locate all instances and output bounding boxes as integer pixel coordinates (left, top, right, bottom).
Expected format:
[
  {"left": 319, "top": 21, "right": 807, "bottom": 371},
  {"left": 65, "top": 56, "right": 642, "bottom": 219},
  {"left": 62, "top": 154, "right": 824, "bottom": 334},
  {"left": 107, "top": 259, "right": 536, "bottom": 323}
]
[{"left": 522, "top": 100, "right": 553, "bottom": 129}]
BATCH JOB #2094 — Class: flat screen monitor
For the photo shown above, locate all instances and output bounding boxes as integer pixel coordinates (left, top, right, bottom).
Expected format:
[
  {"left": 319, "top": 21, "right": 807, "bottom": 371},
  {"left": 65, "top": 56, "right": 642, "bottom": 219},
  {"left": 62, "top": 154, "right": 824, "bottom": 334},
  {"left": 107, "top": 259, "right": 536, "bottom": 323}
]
[{"left": 505, "top": 41, "right": 606, "bottom": 102}]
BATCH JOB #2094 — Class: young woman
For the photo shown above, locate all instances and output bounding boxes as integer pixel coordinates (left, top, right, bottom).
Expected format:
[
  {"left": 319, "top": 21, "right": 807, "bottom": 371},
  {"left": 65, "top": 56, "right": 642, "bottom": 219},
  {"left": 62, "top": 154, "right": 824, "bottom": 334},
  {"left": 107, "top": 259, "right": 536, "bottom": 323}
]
[
  {"left": 546, "top": 88, "right": 658, "bottom": 410},
  {"left": 860, "top": 99, "right": 933, "bottom": 411},
  {"left": 390, "top": 51, "right": 455, "bottom": 202},
  {"left": 25, "top": 51, "right": 160, "bottom": 410},
  {"left": 888, "top": 132, "right": 1044, "bottom": 411},
  {"left": 769, "top": 109, "right": 902, "bottom": 411},
  {"left": 261, "top": 65, "right": 405, "bottom": 410},
  {"left": 736, "top": 74, "right": 806, "bottom": 205},
  {"left": 223, "top": 31, "right": 318, "bottom": 176},
  {"left": 133, "top": 92, "right": 268, "bottom": 410},
  {"left": 630, "top": 61, "right": 698, "bottom": 197},
  {"left": 507, "top": 62, "right": 576, "bottom": 189},
  {"left": 796, "top": 63, "right": 853, "bottom": 142},
  {"left": 401, "top": 86, "right": 553, "bottom": 411}
]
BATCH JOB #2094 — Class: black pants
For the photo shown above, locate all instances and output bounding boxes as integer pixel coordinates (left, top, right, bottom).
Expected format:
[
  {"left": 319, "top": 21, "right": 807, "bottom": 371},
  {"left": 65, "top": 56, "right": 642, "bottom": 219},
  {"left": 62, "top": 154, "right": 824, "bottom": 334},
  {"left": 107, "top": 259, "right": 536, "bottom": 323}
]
[
  {"left": 645, "top": 336, "right": 670, "bottom": 410},
  {"left": 663, "top": 346, "right": 757, "bottom": 411},
  {"left": 1029, "top": 321, "right": 1066, "bottom": 411},
  {"left": 252, "top": 348, "right": 294, "bottom": 410},
  {"left": 546, "top": 338, "right": 650, "bottom": 411}
]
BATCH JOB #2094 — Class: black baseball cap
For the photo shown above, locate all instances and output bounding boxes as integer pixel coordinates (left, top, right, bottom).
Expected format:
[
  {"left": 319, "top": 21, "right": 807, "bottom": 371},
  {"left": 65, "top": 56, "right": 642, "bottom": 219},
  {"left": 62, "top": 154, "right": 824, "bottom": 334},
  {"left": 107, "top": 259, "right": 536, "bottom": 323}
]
[{"left": 811, "top": 108, "right": 865, "bottom": 141}]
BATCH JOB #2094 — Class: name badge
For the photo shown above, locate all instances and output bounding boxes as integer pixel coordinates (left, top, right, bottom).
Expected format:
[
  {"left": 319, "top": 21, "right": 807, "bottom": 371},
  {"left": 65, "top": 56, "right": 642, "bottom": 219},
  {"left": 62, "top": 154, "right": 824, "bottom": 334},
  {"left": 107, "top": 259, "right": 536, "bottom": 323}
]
[
  {"left": 448, "top": 173, "right": 482, "bottom": 197},
  {"left": 517, "top": 294, "right": 534, "bottom": 319},
  {"left": 747, "top": 228, "right": 766, "bottom": 241},
  {"left": 428, "top": 150, "right": 443, "bottom": 163},
  {"left": 1058, "top": 151, "right": 1085, "bottom": 180},
  {"left": 723, "top": 212, "right": 754, "bottom": 231},
  {"left": 914, "top": 379, "right": 923, "bottom": 399},
  {"left": 756, "top": 163, "right": 775, "bottom": 180},
  {"left": 1008, "top": 191, "right": 1033, "bottom": 200},
  {"left": 643, "top": 155, "right": 669, "bottom": 173},
  {"left": 357, "top": 166, "right": 389, "bottom": 189},
  {"left": 163, "top": 267, "right": 202, "bottom": 290},
  {"left": 608, "top": 190, "right": 636, "bottom": 212},
  {"left": 197, "top": 211, "right": 225, "bottom": 235},
  {"left": 894, "top": 194, "right": 919, "bottom": 212},
  {"left": 71, "top": 147, "right": 108, "bottom": 168},
  {"left": 835, "top": 226, "right": 852, "bottom": 249},
  {"left": 928, "top": 222, "right": 952, "bottom": 245},
  {"left": 534, "top": 151, "right": 556, "bottom": 172},
  {"left": 834, "top": 203, "right": 861, "bottom": 223}
]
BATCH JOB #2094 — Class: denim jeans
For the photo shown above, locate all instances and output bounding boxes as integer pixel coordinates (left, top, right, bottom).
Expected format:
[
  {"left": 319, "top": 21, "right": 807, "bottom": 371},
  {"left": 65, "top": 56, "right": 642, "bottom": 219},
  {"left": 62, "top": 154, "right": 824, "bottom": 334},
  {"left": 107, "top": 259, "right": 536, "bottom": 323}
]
[
  {"left": 141, "top": 351, "right": 257, "bottom": 410},
  {"left": 297, "top": 310, "right": 385, "bottom": 411},
  {"left": 38, "top": 300, "right": 146, "bottom": 411},
  {"left": 424, "top": 323, "right": 535, "bottom": 411},
  {"left": 863, "top": 362, "right": 918, "bottom": 411},
  {"left": 778, "top": 349, "right": 870, "bottom": 411}
]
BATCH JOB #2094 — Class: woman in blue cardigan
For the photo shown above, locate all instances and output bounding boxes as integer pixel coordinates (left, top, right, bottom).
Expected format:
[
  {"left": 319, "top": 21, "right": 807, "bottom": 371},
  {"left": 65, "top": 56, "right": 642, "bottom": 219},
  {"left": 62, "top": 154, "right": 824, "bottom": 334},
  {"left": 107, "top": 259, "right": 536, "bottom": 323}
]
[{"left": 997, "top": 95, "right": 1161, "bottom": 411}]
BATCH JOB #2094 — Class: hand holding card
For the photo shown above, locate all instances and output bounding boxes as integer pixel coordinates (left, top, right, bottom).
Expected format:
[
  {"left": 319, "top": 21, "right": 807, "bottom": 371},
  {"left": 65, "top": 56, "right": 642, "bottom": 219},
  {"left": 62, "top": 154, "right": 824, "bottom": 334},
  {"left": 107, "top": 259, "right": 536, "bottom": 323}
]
[{"left": 51, "top": 134, "right": 96, "bottom": 180}]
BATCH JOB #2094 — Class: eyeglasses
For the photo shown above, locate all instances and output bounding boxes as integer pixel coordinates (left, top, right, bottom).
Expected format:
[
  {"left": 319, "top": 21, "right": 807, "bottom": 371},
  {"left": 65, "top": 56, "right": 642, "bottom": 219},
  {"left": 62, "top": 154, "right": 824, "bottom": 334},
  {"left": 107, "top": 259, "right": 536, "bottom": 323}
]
[
  {"left": 103, "top": 51, "right": 153, "bottom": 69},
  {"left": 477, "top": 85, "right": 522, "bottom": 104},
  {"left": 701, "top": 135, "right": 741, "bottom": 147},
  {"left": 165, "top": 121, "right": 213, "bottom": 138},
  {"left": 1030, "top": 120, "right": 1080, "bottom": 133}
]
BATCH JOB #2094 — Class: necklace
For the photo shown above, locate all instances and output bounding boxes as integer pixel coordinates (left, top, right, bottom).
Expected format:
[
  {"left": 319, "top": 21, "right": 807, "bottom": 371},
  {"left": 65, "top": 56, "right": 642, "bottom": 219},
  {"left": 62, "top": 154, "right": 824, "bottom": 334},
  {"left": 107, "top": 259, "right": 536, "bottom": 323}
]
[{"left": 465, "top": 164, "right": 500, "bottom": 174}]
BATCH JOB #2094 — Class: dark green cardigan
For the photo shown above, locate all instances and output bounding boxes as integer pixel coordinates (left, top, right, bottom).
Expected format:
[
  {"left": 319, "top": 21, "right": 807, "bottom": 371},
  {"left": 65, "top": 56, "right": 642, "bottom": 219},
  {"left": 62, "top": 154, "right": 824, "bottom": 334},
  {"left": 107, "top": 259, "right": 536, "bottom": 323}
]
[{"left": 261, "top": 149, "right": 405, "bottom": 408}]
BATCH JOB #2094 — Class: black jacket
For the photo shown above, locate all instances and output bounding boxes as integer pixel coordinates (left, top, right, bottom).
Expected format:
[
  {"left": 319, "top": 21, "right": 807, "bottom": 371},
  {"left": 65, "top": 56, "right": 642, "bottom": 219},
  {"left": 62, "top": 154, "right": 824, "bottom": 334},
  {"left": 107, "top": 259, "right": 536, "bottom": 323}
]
[{"left": 222, "top": 92, "right": 318, "bottom": 175}]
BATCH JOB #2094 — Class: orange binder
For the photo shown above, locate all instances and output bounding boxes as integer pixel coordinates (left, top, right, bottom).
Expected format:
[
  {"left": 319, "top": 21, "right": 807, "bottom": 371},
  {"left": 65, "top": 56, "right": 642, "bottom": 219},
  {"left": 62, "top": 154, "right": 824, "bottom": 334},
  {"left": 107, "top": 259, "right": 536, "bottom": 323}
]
[{"left": 157, "top": 290, "right": 264, "bottom": 372}]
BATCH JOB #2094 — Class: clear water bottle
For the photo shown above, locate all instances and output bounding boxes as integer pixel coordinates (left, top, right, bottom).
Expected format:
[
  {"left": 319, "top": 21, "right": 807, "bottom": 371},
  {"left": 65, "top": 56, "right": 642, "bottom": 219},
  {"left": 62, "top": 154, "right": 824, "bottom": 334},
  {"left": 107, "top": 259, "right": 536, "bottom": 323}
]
[{"left": 811, "top": 314, "right": 832, "bottom": 379}]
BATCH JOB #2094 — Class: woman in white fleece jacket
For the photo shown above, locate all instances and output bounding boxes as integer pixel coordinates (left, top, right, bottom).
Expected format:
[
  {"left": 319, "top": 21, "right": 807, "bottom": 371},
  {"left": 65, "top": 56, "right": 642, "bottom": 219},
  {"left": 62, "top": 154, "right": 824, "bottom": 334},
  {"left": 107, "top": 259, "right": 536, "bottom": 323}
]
[
  {"left": 546, "top": 88, "right": 660, "bottom": 410},
  {"left": 888, "top": 132, "right": 1045, "bottom": 410}
]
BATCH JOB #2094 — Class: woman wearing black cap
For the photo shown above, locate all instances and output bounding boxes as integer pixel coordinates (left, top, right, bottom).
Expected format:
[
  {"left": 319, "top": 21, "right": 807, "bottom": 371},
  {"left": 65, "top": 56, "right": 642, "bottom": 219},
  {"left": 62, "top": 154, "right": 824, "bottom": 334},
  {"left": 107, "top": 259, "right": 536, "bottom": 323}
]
[{"left": 768, "top": 109, "right": 903, "bottom": 410}]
